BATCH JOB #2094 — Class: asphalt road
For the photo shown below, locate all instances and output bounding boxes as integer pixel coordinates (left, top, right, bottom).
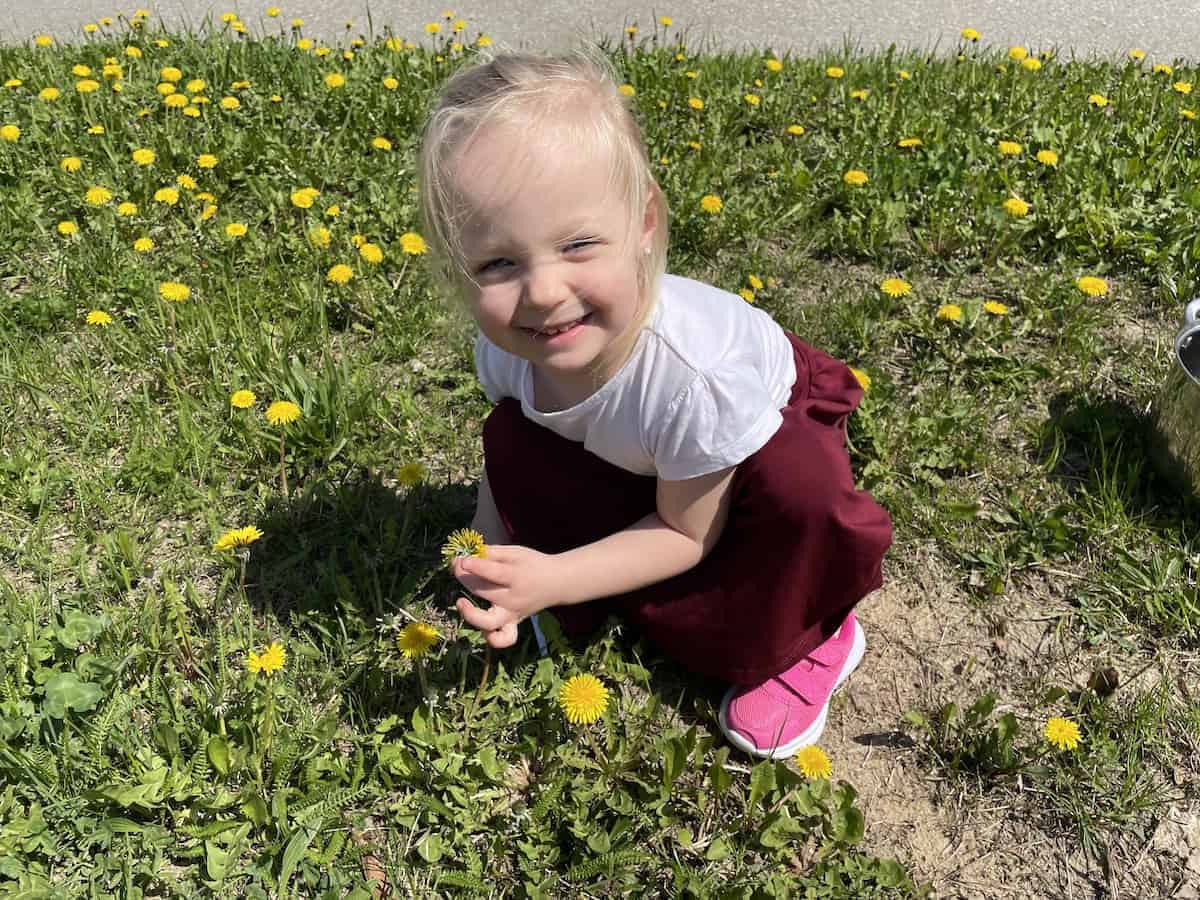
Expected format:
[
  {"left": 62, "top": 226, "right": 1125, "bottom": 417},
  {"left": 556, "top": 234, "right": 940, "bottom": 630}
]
[{"left": 2, "top": 1, "right": 1198, "bottom": 60}]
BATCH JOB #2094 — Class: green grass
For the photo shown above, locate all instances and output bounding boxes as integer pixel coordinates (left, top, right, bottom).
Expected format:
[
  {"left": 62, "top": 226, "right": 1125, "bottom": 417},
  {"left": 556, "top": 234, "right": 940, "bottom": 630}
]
[{"left": 1, "top": 12, "right": 1199, "bottom": 898}]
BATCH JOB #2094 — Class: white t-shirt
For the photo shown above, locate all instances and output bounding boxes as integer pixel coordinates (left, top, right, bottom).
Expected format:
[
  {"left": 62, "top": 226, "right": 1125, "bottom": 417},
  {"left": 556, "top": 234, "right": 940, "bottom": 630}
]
[{"left": 473, "top": 273, "right": 798, "bottom": 480}]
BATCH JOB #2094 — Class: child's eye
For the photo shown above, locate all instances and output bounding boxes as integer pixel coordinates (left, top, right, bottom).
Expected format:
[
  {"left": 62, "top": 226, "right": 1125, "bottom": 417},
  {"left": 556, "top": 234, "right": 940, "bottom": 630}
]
[
  {"left": 564, "top": 240, "right": 596, "bottom": 253},
  {"left": 477, "top": 258, "right": 512, "bottom": 274}
]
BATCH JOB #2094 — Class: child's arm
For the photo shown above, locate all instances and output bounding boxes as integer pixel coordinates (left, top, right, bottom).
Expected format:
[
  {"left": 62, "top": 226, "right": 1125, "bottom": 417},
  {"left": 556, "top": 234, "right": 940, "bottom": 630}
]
[
  {"left": 470, "top": 467, "right": 512, "bottom": 546},
  {"left": 553, "top": 464, "right": 737, "bottom": 606}
]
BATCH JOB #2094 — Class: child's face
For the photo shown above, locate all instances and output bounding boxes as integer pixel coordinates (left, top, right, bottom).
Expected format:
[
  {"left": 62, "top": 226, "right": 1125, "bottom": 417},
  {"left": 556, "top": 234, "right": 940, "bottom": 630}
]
[{"left": 452, "top": 125, "right": 656, "bottom": 397}]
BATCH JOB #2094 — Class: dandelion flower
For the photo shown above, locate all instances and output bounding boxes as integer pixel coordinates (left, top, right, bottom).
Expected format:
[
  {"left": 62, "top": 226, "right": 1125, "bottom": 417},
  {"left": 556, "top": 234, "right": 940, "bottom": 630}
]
[
  {"left": 86, "top": 310, "right": 112, "bottom": 326},
  {"left": 61, "top": 156, "right": 83, "bottom": 172},
  {"left": 153, "top": 186, "right": 179, "bottom": 204},
  {"left": 225, "top": 222, "right": 248, "bottom": 238},
  {"left": 397, "top": 462, "right": 427, "bottom": 487},
  {"left": 39, "top": 87, "right": 61, "bottom": 101},
  {"left": 825, "top": 66, "right": 844, "bottom": 78},
  {"left": 1076, "top": 275, "right": 1108, "bottom": 296},
  {"left": 937, "top": 303, "right": 963, "bottom": 322},
  {"left": 1022, "top": 58, "right": 1042, "bottom": 72},
  {"left": 383, "top": 76, "right": 399, "bottom": 90},
  {"left": 739, "top": 288, "right": 756, "bottom": 303},
  {"left": 1154, "top": 64, "right": 1174, "bottom": 76},
  {"left": 442, "top": 528, "right": 487, "bottom": 567},
  {"left": 197, "top": 153, "right": 218, "bottom": 169},
  {"left": 265, "top": 400, "right": 301, "bottom": 425},
  {"left": 372, "top": 136, "right": 392, "bottom": 151},
  {"left": 85, "top": 185, "right": 114, "bottom": 205},
  {"left": 850, "top": 88, "right": 869, "bottom": 100},
  {"left": 688, "top": 97, "right": 704, "bottom": 110},
  {"left": 880, "top": 277, "right": 912, "bottom": 297},
  {"left": 1174, "top": 81, "right": 1193, "bottom": 95},
  {"left": 1007, "top": 46, "right": 1028, "bottom": 61},
  {"left": 308, "top": 226, "right": 332, "bottom": 248},
  {"left": 230, "top": 389, "right": 256, "bottom": 408},
  {"left": 359, "top": 243, "right": 383, "bottom": 264},
  {"left": 397, "top": 623, "right": 439, "bottom": 658},
  {"left": 1129, "top": 49, "right": 1146, "bottom": 61},
  {"left": 1002, "top": 197, "right": 1030, "bottom": 217},
  {"left": 842, "top": 169, "right": 869, "bottom": 186},
  {"left": 214, "top": 525, "right": 263, "bottom": 551},
  {"left": 57, "top": 220, "right": 79, "bottom": 236},
  {"left": 559, "top": 674, "right": 610, "bottom": 724},
  {"left": 132, "top": 147, "right": 156, "bottom": 166},
  {"left": 247, "top": 641, "right": 286, "bottom": 676},
  {"left": 765, "top": 58, "right": 783, "bottom": 72},
  {"left": 998, "top": 140, "right": 1022, "bottom": 156},
  {"left": 1044, "top": 716, "right": 1081, "bottom": 751},
  {"left": 34, "top": 34, "right": 53, "bottom": 47},
  {"left": 200, "top": 204, "right": 218, "bottom": 221},
  {"left": 133, "top": 237, "right": 154, "bottom": 252},
  {"left": 326, "top": 264, "right": 353, "bottom": 284},
  {"left": 849, "top": 367, "right": 871, "bottom": 391},
  {"left": 291, "top": 187, "right": 319, "bottom": 208},
  {"left": 743, "top": 93, "right": 760, "bottom": 106},
  {"left": 324, "top": 72, "right": 346, "bottom": 89},
  {"left": 984, "top": 300, "right": 1009, "bottom": 315},
  {"left": 163, "top": 94, "right": 187, "bottom": 109},
  {"left": 699, "top": 194, "right": 723, "bottom": 214},
  {"left": 117, "top": 202, "right": 138, "bottom": 217},
  {"left": 159, "top": 281, "right": 190, "bottom": 302},
  {"left": 1087, "top": 94, "right": 1109, "bottom": 107},
  {"left": 1184, "top": 109, "right": 1198, "bottom": 120},
  {"left": 794, "top": 745, "right": 832, "bottom": 779},
  {"left": 219, "top": 96, "right": 240, "bottom": 110},
  {"left": 176, "top": 174, "right": 197, "bottom": 190},
  {"left": 787, "top": 124, "right": 805, "bottom": 135},
  {"left": 399, "top": 232, "right": 427, "bottom": 255},
  {"left": 1036, "top": 149, "right": 1059, "bottom": 166},
  {"left": 75, "top": 79, "right": 100, "bottom": 93},
  {"left": 898, "top": 136, "right": 923, "bottom": 148},
  {"left": 960, "top": 27, "right": 981, "bottom": 41}
]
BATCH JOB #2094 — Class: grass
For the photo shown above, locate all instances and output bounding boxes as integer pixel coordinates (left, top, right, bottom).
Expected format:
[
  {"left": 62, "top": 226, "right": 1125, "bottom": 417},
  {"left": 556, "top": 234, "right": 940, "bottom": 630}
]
[{"left": 1, "top": 10, "right": 1199, "bottom": 898}]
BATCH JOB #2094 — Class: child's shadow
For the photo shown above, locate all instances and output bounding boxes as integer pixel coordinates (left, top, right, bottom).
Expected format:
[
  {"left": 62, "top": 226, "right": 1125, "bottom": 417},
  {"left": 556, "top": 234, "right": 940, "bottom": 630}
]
[{"left": 236, "top": 469, "right": 727, "bottom": 731}]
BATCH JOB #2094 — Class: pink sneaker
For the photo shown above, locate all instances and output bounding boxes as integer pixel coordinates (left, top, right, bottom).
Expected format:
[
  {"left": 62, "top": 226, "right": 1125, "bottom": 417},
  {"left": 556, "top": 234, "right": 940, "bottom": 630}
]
[{"left": 718, "top": 613, "right": 866, "bottom": 759}]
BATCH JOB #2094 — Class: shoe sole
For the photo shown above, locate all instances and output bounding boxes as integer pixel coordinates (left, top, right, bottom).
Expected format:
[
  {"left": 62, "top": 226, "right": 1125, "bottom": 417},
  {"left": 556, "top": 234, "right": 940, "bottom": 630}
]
[{"left": 717, "top": 618, "right": 866, "bottom": 760}]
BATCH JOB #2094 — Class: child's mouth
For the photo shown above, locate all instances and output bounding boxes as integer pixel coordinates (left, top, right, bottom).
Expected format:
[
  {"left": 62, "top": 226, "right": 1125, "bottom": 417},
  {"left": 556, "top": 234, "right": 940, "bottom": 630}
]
[{"left": 524, "top": 312, "right": 592, "bottom": 343}]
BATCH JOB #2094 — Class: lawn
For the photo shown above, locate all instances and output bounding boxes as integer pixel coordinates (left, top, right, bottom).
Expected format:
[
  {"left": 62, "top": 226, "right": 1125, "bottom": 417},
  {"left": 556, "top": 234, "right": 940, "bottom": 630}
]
[{"left": 1, "top": 9, "right": 1199, "bottom": 898}]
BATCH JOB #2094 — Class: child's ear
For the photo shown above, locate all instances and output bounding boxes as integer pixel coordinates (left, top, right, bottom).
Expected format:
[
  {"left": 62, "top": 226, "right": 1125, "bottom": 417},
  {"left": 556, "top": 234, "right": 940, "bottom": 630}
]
[{"left": 639, "top": 185, "right": 659, "bottom": 250}]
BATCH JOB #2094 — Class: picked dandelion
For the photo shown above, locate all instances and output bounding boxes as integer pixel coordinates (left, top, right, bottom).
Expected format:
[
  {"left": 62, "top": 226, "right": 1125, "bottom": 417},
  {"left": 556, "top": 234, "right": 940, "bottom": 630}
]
[{"left": 442, "top": 528, "right": 487, "bottom": 566}]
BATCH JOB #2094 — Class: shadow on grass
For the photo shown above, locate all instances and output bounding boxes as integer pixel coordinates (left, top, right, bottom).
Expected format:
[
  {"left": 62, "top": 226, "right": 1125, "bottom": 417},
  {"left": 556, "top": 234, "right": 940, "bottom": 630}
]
[
  {"left": 232, "top": 466, "right": 726, "bottom": 731},
  {"left": 1036, "top": 391, "right": 1200, "bottom": 532}
]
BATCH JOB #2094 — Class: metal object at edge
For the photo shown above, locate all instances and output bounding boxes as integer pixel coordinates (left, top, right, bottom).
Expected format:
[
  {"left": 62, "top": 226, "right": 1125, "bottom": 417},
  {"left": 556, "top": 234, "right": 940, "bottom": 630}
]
[{"left": 1150, "top": 298, "right": 1200, "bottom": 500}]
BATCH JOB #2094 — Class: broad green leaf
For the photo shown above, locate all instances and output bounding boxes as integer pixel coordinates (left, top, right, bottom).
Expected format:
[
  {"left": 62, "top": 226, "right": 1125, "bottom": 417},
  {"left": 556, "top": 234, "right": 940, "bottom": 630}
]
[
  {"left": 41, "top": 672, "right": 104, "bottom": 718},
  {"left": 207, "top": 735, "right": 231, "bottom": 777}
]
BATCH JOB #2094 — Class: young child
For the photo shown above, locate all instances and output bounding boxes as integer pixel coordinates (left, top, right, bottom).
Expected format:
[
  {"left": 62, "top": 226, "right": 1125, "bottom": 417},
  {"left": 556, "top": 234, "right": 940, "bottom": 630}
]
[{"left": 418, "top": 50, "right": 892, "bottom": 759}]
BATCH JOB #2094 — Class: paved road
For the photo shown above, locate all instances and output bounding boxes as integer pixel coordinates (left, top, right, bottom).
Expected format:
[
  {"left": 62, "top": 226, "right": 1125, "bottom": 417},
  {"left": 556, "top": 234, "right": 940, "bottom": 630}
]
[{"left": 2, "top": 1, "right": 1198, "bottom": 61}]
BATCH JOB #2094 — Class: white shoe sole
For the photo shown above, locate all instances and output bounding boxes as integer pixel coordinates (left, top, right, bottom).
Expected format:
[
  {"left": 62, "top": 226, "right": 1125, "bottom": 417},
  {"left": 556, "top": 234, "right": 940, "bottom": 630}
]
[{"left": 717, "top": 618, "right": 866, "bottom": 760}]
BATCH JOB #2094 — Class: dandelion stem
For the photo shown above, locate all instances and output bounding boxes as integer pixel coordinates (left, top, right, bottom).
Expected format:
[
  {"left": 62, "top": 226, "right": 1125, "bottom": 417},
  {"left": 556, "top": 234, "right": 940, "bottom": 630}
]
[
  {"left": 278, "top": 432, "right": 289, "bottom": 496},
  {"left": 415, "top": 657, "right": 429, "bottom": 698},
  {"left": 472, "top": 645, "right": 493, "bottom": 717}
]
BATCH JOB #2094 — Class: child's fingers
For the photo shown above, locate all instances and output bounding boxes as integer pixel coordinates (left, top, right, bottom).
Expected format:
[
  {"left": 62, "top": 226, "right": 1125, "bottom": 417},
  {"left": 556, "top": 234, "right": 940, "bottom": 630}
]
[
  {"left": 487, "top": 621, "right": 519, "bottom": 649},
  {"left": 456, "top": 596, "right": 510, "bottom": 632}
]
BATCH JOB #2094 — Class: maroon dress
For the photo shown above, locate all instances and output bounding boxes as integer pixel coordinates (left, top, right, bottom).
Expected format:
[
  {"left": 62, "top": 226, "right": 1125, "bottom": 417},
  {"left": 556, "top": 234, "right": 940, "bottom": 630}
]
[{"left": 481, "top": 330, "right": 893, "bottom": 686}]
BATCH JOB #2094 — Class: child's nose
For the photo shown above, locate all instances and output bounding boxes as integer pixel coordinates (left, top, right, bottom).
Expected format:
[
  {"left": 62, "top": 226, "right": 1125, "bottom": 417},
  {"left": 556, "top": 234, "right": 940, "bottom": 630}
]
[{"left": 523, "top": 261, "right": 568, "bottom": 308}]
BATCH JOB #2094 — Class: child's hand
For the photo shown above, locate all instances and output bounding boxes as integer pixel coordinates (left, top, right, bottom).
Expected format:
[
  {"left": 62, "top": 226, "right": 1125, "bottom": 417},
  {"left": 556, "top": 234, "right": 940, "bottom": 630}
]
[{"left": 451, "top": 545, "right": 560, "bottom": 649}]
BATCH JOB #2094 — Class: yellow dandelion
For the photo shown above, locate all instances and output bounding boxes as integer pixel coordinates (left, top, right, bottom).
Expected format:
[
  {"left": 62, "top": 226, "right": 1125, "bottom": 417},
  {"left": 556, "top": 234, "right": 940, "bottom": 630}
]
[
  {"left": 267, "top": 6, "right": 280, "bottom": 16},
  {"left": 214, "top": 525, "right": 263, "bottom": 551},
  {"left": 83, "top": 186, "right": 114, "bottom": 206},
  {"left": 198, "top": 154, "right": 218, "bottom": 169},
  {"left": 898, "top": 136, "right": 923, "bottom": 148},
  {"left": 325, "top": 204, "right": 341, "bottom": 218},
  {"left": 1036, "top": 149, "right": 1059, "bottom": 166},
  {"left": 1044, "top": 717, "right": 1082, "bottom": 751},
  {"left": 1007, "top": 46, "right": 1028, "bottom": 61},
  {"left": 116, "top": 202, "right": 138, "bottom": 217},
  {"left": 1087, "top": 93, "right": 1109, "bottom": 107},
  {"left": 265, "top": 400, "right": 301, "bottom": 426},
  {"left": 1183, "top": 109, "right": 1198, "bottom": 120},
  {"left": 397, "top": 462, "right": 427, "bottom": 487},
  {"left": 880, "top": 277, "right": 911, "bottom": 297},
  {"left": 75, "top": 79, "right": 100, "bottom": 93},
  {"left": 825, "top": 66, "right": 844, "bottom": 78},
  {"left": 326, "top": 264, "right": 354, "bottom": 284},
  {"left": 397, "top": 623, "right": 439, "bottom": 658},
  {"left": 794, "top": 745, "right": 832, "bottom": 779},
  {"left": 308, "top": 227, "right": 332, "bottom": 248},
  {"left": 1076, "top": 275, "right": 1108, "bottom": 296},
  {"left": 1022, "top": 58, "right": 1042, "bottom": 72},
  {"left": 291, "top": 187, "right": 319, "bottom": 209},
  {"left": 984, "top": 300, "right": 1009, "bottom": 315},
  {"left": 34, "top": 34, "right": 53, "bottom": 47},
  {"left": 849, "top": 367, "right": 871, "bottom": 392},
  {"left": 850, "top": 88, "right": 869, "bottom": 100},
  {"left": 383, "top": 76, "right": 399, "bottom": 90},
  {"left": 1002, "top": 197, "right": 1030, "bottom": 217},
  {"left": 324, "top": 72, "right": 346, "bottom": 89},
  {"left": 176, "top": 174, "right": 197, "bottom": 190},
  {"left": 132, "top": 148, "right": 156, "bottom": 166},
  {"left": 843, "top": 169, "right": 869, "bottom": 186},
  {"left": 688, "top": 97, "right": 704, "bottom": 110},
  {"left": 200, "top": 204, "right": 218, "bottom": 221},
  {"left": 153, "top": 187, "right": 179, "bottom": 205},
  {"left": 57, "top": 220, "right": 79, "bottom": 236},
  {"left": 60, "top": 156, "right": 82, "bottom": 173},
  {"left": 1174, "top": 81, "right": 1193, "bottom": 95},
  {"left": 998, "top": 140, "right": 1022, "bottom": 156},
  {"left": 372, "top": 136, "right": 392, "bottom": 151},
  {"left": 186, "top": 78, "right": 206, "bottom": 94},
  {"left": 425, "top": 22, "right": 441, "bottom": 34},
  {"left": 163, "top": 94, "right": 187, "bottom": 109},
  {"left": 225, "top": 222, "right": 248, "bottom": 238},
  {"left": 960, "top": 27, "right": 980, "bottom": 41},
  {"left": 937, "top": 303, "right": 963, "bottom": 322},
  {"left": 158, "top": 281, "right": 190, "bottom": 302},
  {"left": 559, "top": 674, "right": 610, "bottom": 725},
  {"left": 743, "top": 93, "right": 760, "bottom": 106},
  {"left": 1154, "top": 64, "right": 1174, "bottom": 76},
  {"left": 1129, "top": 49, "right": 1146, "bottom": 61},
  {"left": 38, "top": 87, "right": 60, "bottom": 102},
  {"left": 230, "top": 389, "right": 256, "bottom": 408},
  {"left": 787, "top": 124, "right": 805, "bottom": 135},
  {"left": 442, "top": 527, "right": 487, "bottom": 566},
  {"left": 765, "top": 58, "right": 783, "bottom": 72},
  {"left": 359, "top": 243, "right": 383, "bottom": 264},
  {"left": 399, "top": 232, "right": 428, "bottom": 255},
  {"left": 618, "top": 84, "right": 635, "bottom": 97},
  {"left": 660, "top": 16, "right": 673, "bottom": 26},
  {"left": 247, "top": 641, "right": 286, "bottom": 676},
  {"left": 699, "top": 194, "right": 723, "bottom": 214},
  {"left": 219, "top": 96, "right": 240, "bottom": 110},
  {"left": 748, "top": 274, "right": 764, "bottom": 290},
  {"left": 133, "top": 237, "right": 154, "bottom": 252},
  {"left": 86, "top": 309, "right": 112, "bottom": 326},
  {"left": 739, "top": 288, "right": 756, "bottom": 303}
]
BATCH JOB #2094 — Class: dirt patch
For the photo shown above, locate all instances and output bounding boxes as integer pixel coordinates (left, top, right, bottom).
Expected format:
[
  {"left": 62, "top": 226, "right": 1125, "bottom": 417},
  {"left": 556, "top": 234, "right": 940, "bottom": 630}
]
[{"left": 820, "top": 539, "right": 1185, "bottom": 898}]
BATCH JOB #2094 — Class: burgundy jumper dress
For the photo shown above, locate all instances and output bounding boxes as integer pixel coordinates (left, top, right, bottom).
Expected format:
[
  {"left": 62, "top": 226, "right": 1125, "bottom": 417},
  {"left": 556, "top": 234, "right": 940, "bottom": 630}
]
[{"left": 481, "top": 329, "right": 893, "bottom": 686}]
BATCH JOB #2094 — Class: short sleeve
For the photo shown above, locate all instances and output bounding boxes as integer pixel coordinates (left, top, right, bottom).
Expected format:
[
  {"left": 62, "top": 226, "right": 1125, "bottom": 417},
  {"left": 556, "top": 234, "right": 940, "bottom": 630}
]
[
  {"left": 649, "top": 368, "right": 783, "bottom": 480},
  {"left": 473, "top": 331, "right": 503, "bottom": 403}
]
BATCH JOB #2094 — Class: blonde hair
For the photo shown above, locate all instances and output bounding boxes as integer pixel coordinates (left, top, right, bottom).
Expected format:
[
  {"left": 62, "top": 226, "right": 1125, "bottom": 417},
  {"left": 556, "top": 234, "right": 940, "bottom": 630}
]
[{"left": 417, "top": 48, "right": 670, "bottom": 389}]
